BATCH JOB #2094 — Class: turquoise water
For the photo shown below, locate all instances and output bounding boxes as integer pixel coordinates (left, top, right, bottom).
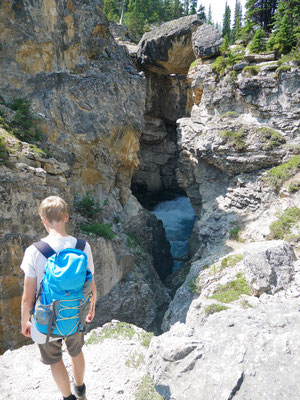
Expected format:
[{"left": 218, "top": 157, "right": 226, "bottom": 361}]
[{"left": 151, "top": 196, "right": 195, "bottom": 271}]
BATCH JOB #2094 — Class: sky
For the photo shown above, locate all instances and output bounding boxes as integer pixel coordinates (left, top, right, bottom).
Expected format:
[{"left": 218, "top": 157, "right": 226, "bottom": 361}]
[{"left": 198, "top": 0, "right": 247, "bottom": 26}]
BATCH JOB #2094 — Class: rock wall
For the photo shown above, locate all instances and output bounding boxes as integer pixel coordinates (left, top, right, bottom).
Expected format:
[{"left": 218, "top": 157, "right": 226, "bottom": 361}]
[
  {"left": 0, "top": 0, "right": 172, "bottom": 353},
  {"left": 131, "top": 17, "right": 198, "bottom": 206}
]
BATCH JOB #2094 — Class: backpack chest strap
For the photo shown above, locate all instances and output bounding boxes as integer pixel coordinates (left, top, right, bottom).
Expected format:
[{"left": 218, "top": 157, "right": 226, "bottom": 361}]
[{"left": 33, "top": 238, "right": 86, "bottom": 258}]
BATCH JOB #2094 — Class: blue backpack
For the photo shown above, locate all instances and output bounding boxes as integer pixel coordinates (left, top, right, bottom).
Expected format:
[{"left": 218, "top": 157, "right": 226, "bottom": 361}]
[{"left": 32, "top": 239, "right": 93, "bottom": 345}]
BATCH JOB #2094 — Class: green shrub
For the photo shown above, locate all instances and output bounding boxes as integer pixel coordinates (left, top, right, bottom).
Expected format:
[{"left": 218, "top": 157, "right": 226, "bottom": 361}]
[
  {"left": 135, "top": 374, "right": 163, "bottom": 400},
  {"left": 86, "top": 322, "right": 135, "bottom": 345},
  {"left": 242, "top": 65, "right": 260, "bottom": 75},
  {"left": 29, "top": 143, "right": 47, "bottom": 158},
  {"left": 221, "top": 111, "right": 239, "bottom": 119},
  {"left": 269, "top": 207, "right": 300, "bottom": 240},
  {"left": 86, "top": 322, "right": 153, "bottom": 348},
  {"left": 212, "top": 56, "right": 228, "bottom": 75},
  {"left": 229, "top": 225, "right": 242, "bottom": 241},
  {"left": 264, "top": 155, "right": 300, "bottom": 191},
  {"left": 277, "top": 50, "right": 300, "bottom": 66},
  {"left": 189, "top": 58, "right": 200, "bottom": 70},
  {"left": 209, "top": 275, "right": 251, "bottom": 303},
  {"left": 139, "top": 331, "right": 153, "bottom": 348},
  {"left": 204, "top": 304, "right": 229, "bottom": 316},
  {"left": 0, "top": 136, "right": 8, "bottom": 165},
  {"left": 220, "top": 254, "right": 243, "bottom": 269},
  {"left": 255, "top": 127, "right": 286, "bottom": 149},
  {"left": 187, "top": 278, "right": 201, "bottom": 295},
  {"left": 0, "top": 98, "right": 43, "bottom": 143},
  {"left": 75, "top": 192, "right": 101, "bottom": 218},
  {"left": 288, "top": 180, "right": 300, "bottom": 193},
  {"left": 219, "top": 128, "right": 247, "bottom": 151},
  {"left": 212, "top": 49, "right": 244, "bottom": 76},
  {"left": 276, "top": 65, "right": 291, "bottom": 74},
  {"left": 9, "top": 98, "right": 42, "bottom": 141},
  {"left": 126, "top": 232, "right": 142, "bottom": 249},
  {"left": 81, "top": 223, "right": 115, "bottom": 240}
]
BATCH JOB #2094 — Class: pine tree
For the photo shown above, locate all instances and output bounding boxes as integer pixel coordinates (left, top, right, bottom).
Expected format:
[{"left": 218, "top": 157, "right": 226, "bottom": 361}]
[
  {"left": 207, "top": 4, "right": 213, "bottom": 25},
  {"left": 232, "top": 0, "right": 243, "bottom": 43},
  {"left": 267, "top": 0, "right": 300, "bottom": 54},
  {"left": 222, "top": 2, "right": 231, "bottom": 40},
  {"left": 249, "top": 26, "right": 266, "bottom": 52},
  {"left": 103, "top": 0, "right": 120, "bottom": 22},
  {"left": 197, "top": 3, "right": 206, "bottom": 22},
  {"left": 245, "top": 0, "right": 278, "bottom": 32},
  {"left": 189, "top": 0, "right": 197, "bottom": 15}
]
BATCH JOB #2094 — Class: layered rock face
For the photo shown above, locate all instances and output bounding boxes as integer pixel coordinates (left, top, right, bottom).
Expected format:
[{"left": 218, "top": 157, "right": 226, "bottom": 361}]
[
  {"left": 177, "top": 58, "right": 299, "bottom": 259},
  {"left": 0, "top": 0, "right": 172, "bottom": 353}
]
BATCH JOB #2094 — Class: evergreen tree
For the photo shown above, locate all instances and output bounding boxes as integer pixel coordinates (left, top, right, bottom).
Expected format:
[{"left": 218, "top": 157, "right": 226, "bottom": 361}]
[
  {"left": 207, "top": 4, "right": 213, "bottom": 25},
  {"left": 249, "top": 26, "right": 266, "bottom": 52},
  {"left": 215, "top": 22, "right": 221, "bottom": 32},
  {"left": 232, "top": 0, "right": 243, "bottom": 42},
  {"left": 189, "top": 0, "right": 197, "bottom": 15},
  {"left": 222, "top": 2, "right": 231, "bottom": 40},
  {"left": 103, "top": 0, "right": 120, "bottom": 22},
  {"left": 197, "top": 3, "right": 206, "bottom": 22},
  {"left": 245, "top": 0, "right": 278, "bottom": 32},
  {"left": 267, "top": 0, "right": 300, "bottom": 53},
  {"left": 184, "top": 0, "right": 189, "bottom": 16}
]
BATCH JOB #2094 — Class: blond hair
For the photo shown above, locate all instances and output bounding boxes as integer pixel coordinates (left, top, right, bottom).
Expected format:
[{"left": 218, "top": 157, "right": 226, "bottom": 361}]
[{"left": 39, "top": 196, "right": 67, "bottom": 223}]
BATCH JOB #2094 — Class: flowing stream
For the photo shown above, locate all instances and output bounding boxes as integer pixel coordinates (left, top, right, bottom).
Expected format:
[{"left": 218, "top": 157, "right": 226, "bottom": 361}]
[{"left": 151, "top": 196, "right": 195, "bottom": 271}]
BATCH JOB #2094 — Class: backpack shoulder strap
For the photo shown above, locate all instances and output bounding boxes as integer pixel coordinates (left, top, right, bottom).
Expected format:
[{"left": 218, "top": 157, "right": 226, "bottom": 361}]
[
  {"left": 33, "top": 241, "right": 56, "bottom": 259},
  {"left": 75, "top": 238, "right": 86, "bottom": 251}
]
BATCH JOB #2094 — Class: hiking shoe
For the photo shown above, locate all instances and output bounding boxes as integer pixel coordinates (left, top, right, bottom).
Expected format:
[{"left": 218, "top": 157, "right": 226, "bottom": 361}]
[{"left": 73, "top": 382, "right": 86, "bottom": 400}]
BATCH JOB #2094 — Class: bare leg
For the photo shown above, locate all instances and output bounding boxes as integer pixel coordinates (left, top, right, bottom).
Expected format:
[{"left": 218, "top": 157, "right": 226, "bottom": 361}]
[
  {"left": 71, "top": 351, "right": 85, "bottom": 386},
  {"left": 50, "top": 359, "right": 72, "bottom": 397}
]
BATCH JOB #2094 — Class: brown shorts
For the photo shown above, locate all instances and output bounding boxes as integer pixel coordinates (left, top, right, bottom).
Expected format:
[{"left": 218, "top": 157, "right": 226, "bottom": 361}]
[{"left": 38, "top": 331, "right": 85, "bottom": 365}]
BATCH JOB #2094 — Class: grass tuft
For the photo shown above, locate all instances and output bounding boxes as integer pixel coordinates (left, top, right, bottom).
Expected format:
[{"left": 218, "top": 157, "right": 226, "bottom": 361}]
[
  {"left": 81, "top": 223, "right": 115, "bottom": 240},
  {"left": 242, "top": 65, "right": 260, "bottom": 75},
  {"left": 0, "top": 135, "right": 8, "bottom": 165},
  {"left": 209, "top": 275, "right": 251, "bottom": 303},
  {"left": 135, "top": 375, "right": 163, "bottom": 400},
  {"left": 204, "top": 304, "right": 229, "bottom": 316},
  {"left": 219, "top": 128, "right": 247, "bottom": 151},
  {"left": 75, "top": 192, "right": 101, "bottom": 218},
  {"left": 269, "top": 207, "right": 300, "bottom": 241},
  {"left": 86, "top": 322, "right": 153, "bottom": 348},
  {"left": 264, "top": 155, "right": 300, "bottom": 191}
]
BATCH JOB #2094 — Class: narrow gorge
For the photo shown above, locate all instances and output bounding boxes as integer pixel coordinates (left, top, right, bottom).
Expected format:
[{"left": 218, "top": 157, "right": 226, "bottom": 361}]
[{"left": 0, "top": 1, "right": 300, "bottom": 399}]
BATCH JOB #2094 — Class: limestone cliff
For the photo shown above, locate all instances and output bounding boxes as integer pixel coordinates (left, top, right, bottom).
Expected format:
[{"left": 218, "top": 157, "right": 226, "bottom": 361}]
[{"left": 0, "top": 0, "right": 172, "bottom": 354}]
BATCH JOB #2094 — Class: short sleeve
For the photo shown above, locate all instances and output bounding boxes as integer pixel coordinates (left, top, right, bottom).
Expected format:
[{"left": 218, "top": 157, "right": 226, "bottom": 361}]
[
  {"left": 20, "top": 245, "right": 38, "bottom": 278},
  {"left": 84, "top": 241, "right": 94, "bottom": 275}
]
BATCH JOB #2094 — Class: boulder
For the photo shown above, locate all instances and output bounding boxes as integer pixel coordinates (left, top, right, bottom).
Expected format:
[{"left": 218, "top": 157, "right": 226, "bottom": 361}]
[
  {"left": 148, "top": 298, "right": 300, "bottom": 400},
  {"left": 244, "top": 240, "right": 296, "bottom": 295},
  {"left": 137, "top": 15, "right": 202, "bottom": 74},
  {"left": 192, "top": 23, "right": 223, "bottom": 59}
]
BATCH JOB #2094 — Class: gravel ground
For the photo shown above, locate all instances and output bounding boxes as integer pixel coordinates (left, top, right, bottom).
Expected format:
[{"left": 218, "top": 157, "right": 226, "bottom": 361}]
[{"left": 0, "top": 323, "right": 149, "bottom": 400}]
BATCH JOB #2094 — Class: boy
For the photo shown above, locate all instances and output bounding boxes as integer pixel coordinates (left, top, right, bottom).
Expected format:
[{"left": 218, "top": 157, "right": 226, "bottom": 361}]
[{"left": 20, "top": 196, "right": 97, "bottom": 400}]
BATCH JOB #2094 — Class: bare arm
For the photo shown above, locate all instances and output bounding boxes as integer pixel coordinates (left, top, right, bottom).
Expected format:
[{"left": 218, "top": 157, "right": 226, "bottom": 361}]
[
  {"left": 21, "top": 276, "right": 37, "bottom": 338},
  {"left": 86, "top": 277, "right": 97, "bottom": 323}
]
